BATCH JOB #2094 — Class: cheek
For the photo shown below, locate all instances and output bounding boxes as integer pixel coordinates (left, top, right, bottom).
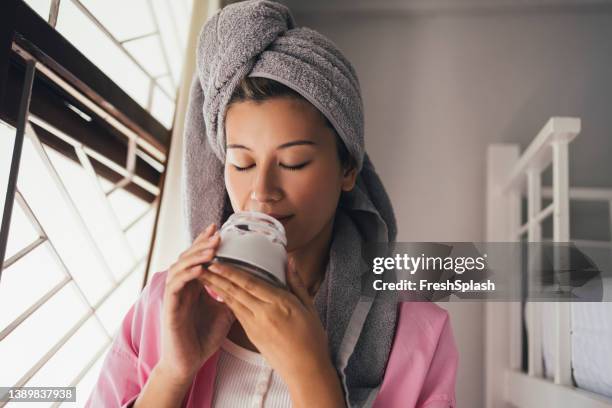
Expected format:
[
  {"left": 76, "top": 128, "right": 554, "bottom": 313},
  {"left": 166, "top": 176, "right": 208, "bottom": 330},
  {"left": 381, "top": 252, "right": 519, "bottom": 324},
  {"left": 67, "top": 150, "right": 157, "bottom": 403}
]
[
  {"left": 285, "top": 162, "right": 342, "bottom": 220},
  {"left": 224, "top": 166, "right": 251, "bottom": 211}
]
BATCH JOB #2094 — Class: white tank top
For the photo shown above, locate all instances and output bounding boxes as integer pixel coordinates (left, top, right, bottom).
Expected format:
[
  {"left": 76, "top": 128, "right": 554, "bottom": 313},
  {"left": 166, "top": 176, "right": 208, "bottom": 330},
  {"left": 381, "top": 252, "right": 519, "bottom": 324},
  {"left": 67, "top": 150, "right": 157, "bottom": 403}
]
[{"left": 211, "top": 337, "right": 293, "bottom": 407}]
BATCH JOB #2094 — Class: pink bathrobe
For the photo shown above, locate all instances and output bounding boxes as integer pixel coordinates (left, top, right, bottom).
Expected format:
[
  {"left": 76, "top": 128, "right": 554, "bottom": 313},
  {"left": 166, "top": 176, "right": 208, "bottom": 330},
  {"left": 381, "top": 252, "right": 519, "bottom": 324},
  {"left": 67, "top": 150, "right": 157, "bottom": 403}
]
[{"left": 85, "top": 270, "right": 458, "bottom": 408}]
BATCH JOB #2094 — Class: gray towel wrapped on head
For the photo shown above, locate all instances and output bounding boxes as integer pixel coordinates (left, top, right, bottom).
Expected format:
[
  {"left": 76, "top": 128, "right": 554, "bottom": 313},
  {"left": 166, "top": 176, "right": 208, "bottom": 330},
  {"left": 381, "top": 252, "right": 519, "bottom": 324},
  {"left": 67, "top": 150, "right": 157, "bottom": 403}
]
[{"left": 181, "top": 1, "right": 398, "bottom": 406}]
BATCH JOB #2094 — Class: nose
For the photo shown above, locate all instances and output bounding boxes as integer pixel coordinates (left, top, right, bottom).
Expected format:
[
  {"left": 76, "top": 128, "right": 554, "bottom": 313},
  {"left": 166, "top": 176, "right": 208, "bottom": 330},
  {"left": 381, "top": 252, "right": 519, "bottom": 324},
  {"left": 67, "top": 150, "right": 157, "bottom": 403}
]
[{"left": 250, "top": 162, "right": 282, "bottom": 203}]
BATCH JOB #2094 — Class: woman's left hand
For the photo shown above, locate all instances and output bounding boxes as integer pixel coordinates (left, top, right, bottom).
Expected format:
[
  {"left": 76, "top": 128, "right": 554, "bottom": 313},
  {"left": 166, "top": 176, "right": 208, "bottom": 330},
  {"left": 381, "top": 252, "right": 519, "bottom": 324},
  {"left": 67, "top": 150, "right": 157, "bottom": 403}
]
[{"left": 201, "top": 260, "right": 345, "bottom": 406}]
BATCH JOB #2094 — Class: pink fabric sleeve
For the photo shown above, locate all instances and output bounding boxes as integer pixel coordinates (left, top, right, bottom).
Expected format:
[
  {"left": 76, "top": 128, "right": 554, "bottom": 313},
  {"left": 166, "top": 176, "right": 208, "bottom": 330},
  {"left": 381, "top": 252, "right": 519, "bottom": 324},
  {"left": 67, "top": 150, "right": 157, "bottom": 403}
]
[
  {"left": 374, "top": 302, "right": 458, "bottom": 408},
  {"left": 84, "top": 271, "right": 166, "bottom": 408},
  {"left": 417, "top": 311, "right": 459, "bottom": 408}
]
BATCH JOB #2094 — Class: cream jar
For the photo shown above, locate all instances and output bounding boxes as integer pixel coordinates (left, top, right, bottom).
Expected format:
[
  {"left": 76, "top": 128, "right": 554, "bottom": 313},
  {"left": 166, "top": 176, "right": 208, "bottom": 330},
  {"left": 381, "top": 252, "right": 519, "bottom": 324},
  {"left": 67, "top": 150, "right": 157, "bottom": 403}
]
[{"left": 205, "top": 211, "right": 288, "bottom": 301}]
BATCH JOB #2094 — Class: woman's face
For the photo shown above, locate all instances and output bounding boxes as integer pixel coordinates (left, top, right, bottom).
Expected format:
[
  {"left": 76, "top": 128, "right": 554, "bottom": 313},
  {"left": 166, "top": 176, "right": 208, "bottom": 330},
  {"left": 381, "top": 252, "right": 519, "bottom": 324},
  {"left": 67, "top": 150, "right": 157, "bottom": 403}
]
[{"left": 224, "top": 96, "right": 356, "bottom": 252}]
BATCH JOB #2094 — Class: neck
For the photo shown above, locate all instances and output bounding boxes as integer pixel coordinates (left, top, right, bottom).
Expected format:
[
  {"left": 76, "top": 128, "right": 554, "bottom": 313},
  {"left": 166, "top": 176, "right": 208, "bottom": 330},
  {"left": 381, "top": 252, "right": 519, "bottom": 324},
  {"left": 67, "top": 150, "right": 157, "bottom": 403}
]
[{"left": 288, "top": 215, "right": 335, "bottom": 297}]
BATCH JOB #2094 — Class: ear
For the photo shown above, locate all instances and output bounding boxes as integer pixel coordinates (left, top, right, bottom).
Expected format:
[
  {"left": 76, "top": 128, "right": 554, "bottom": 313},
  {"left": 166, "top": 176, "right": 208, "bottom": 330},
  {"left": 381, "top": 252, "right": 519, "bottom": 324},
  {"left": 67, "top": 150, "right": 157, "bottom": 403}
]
[{"left": 341, "top": 166, "right": 358, "bottom": 192}]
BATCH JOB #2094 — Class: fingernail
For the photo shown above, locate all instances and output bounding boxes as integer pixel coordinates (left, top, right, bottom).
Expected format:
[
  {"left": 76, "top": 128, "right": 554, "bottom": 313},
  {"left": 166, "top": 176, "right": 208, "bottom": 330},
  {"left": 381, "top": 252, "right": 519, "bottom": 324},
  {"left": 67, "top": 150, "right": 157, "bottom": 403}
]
[
  {"left": 208, "top": 264, "right": 221, "bottom": 274},
  {"left": 204, "top": 285, "right": 224, "bottom": 302}
]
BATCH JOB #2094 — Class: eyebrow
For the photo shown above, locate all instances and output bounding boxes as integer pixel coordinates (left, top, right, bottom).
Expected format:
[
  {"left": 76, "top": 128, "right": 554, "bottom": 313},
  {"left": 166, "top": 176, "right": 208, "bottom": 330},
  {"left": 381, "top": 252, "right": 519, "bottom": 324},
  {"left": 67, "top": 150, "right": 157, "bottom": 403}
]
[{"left": 226, "top": 140, "right": 316, "bottom": 151}]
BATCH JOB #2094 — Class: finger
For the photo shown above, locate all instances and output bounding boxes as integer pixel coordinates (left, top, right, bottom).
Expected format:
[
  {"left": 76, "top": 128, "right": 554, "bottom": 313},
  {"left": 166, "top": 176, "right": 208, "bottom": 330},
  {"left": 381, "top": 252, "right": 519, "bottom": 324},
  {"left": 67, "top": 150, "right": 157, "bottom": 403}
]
[
  {"left": 201, "top": 269, "right": 265, "bottom": 310},
  {"left": 207, "top": 262, "right": 283, "bottom": 303},
  {"left": 286, "top": 258, "right": 313, "bottom": 309},
  {"left": 178, "top": 223, "right": 217, "bottom": 259},
  {"left": 203, "top": 283, "right": 224, "bottom": 303},
  {"left": 182, "top": 233, "right": 221, "bottom": 259},
  {"left": 171, "top": 249, "right": 216, "bottom": 278},
  {"left": 168, "top": 266, "right": 203, "bottom": 292},
  {"left": 200, "top": 274, "right": 254, "bottom": 319},
  {"left": 166, "top": 265, "right": 206, "bottom": 301},
  {"left": 193, "top": 223, "right": 217, "bottom": 246}
]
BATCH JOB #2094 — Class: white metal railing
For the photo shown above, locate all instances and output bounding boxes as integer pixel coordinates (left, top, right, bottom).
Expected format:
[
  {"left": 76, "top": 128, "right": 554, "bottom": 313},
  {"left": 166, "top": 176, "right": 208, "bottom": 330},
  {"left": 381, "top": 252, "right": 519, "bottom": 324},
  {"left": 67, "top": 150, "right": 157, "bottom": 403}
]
[
  {"left": 0, "top": 122, "right": 153, "bottom": 402},
  {"left": 542, "top": 187, "right": 612, "bottom": 250},
  {"left": 486, "top": 117, "right": 612, "bottom": 408},
  {"left": 12, "top": 43, "right": 167, "bottom": 166},
  {"left": 0, "top": 2, "right": 188, "bottom": 401},
  {"left": 0, "top": 54, "right": 161, "bottom": 406},
  {"left": 65, "top": 0, "right": 178, "bottom": 106}
]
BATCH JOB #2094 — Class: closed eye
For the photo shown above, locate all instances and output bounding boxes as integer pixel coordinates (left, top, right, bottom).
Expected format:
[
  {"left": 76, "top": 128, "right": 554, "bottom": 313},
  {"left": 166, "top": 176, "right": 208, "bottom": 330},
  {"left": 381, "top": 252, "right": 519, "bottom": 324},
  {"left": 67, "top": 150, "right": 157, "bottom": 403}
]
[
  {"left": 280, "top": 161, "right": 311, "bottom": 171},
  {"left": 232, "top": 164, "right": 255, "bottom": 172},
  {"left": 232, "top": 162, "right": 311, "bottom": 172}
]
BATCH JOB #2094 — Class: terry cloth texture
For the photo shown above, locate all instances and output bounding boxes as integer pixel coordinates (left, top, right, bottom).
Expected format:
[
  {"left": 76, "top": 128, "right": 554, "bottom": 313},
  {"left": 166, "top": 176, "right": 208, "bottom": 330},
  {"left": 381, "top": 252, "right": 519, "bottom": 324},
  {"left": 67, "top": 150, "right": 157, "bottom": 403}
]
[{"left": 181, "top": 1, "right": 399, "bottom": 406}]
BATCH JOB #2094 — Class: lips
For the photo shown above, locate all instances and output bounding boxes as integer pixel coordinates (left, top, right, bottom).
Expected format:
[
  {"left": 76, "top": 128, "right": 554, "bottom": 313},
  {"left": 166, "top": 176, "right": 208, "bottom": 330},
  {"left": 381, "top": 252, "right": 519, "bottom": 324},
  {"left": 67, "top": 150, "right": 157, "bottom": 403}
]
[
  {"left": 278, "top": 215, "right": 293, "bottom": 223},
  {"left": 266, "top": 213, "right": 294, "bottom": 223}
]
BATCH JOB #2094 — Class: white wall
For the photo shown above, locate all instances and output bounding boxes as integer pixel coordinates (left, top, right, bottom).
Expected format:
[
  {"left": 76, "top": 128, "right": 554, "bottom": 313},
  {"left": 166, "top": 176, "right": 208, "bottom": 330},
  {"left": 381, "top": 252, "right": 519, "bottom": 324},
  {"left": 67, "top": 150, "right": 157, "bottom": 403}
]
[{"left": 287, "top": 3, "right": 612, "bottom": 407}]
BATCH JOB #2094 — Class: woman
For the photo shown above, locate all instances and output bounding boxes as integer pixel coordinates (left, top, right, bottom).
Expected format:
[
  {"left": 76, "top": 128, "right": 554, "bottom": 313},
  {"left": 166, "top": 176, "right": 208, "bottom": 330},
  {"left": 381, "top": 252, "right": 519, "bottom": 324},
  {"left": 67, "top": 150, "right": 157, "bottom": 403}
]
[{"left": 85, "top": 1, "right": 458, "bottom": 407}]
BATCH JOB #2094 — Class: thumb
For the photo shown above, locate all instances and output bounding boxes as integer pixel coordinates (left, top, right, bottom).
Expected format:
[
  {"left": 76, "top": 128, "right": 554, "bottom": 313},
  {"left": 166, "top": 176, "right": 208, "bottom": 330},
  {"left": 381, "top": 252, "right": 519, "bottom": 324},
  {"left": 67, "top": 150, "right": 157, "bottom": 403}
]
[{"left": 286, "top": 258, "right": 312, "bottom": 308}]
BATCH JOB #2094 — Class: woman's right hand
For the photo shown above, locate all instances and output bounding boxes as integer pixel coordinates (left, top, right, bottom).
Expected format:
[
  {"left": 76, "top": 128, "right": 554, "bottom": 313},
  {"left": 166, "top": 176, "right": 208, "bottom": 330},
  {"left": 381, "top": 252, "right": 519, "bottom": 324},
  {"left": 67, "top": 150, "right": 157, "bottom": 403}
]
[{"left": 157, "top": 223, "right": 235, "bottom": 384}]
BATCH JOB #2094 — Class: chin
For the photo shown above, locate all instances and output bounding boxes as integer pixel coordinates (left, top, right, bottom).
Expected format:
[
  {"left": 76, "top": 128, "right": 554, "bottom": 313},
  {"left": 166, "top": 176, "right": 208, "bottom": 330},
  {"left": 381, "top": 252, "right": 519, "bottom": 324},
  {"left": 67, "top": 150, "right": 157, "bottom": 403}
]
[{"left": 285, "top": 232, "right": 308, "bottom": 253}]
